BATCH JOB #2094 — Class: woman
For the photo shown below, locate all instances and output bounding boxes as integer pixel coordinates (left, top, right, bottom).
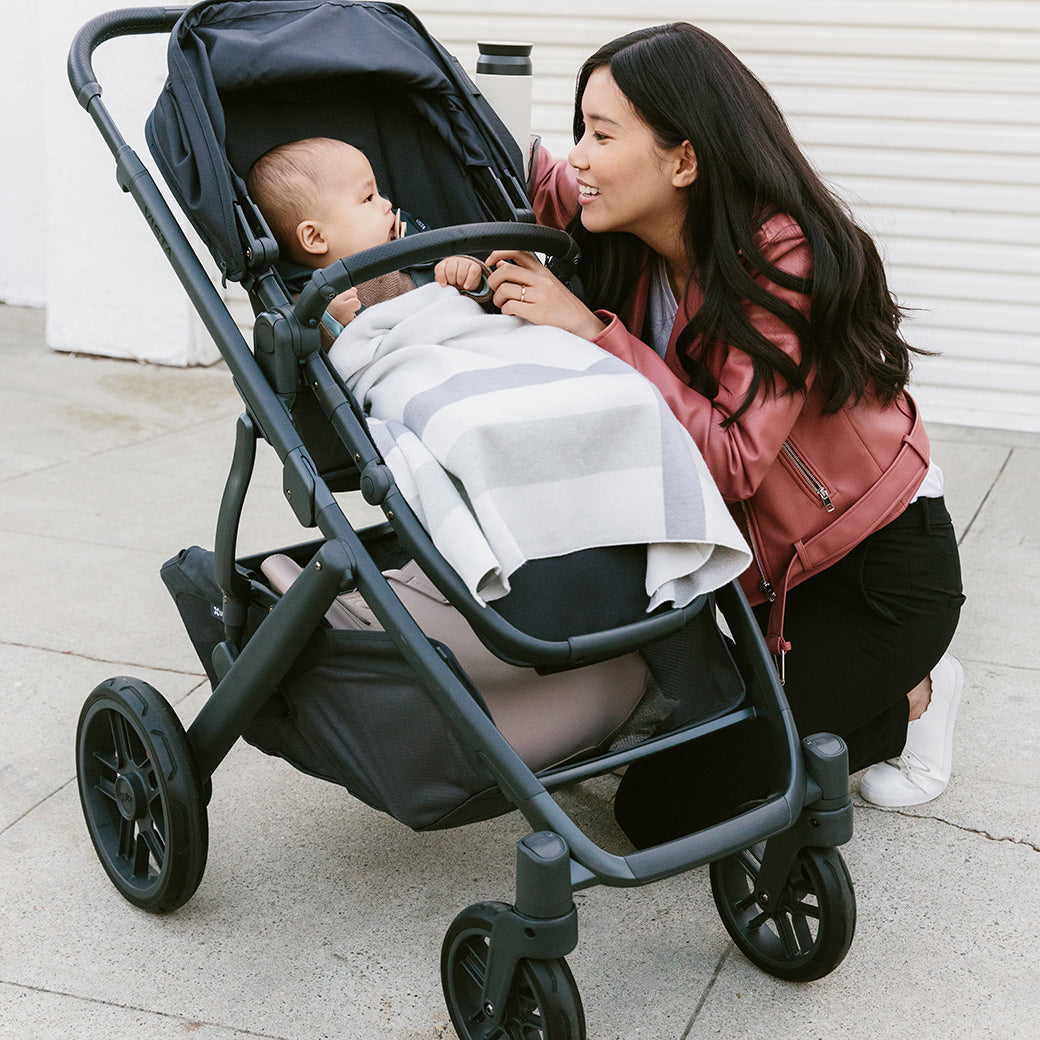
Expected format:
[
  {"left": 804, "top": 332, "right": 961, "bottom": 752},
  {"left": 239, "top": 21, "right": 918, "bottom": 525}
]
[{"left": 486, "top": 23, "right": 964, "bottom": 833}]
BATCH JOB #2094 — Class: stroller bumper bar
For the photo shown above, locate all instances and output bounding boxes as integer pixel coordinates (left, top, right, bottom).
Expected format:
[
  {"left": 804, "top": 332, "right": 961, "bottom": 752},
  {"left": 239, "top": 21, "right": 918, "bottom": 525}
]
[{"left": 292, "top": 222, "right": 581, "bottom": 328}]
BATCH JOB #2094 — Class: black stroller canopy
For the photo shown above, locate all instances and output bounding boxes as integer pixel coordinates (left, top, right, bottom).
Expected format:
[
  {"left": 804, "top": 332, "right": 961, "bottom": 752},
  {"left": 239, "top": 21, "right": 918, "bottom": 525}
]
[{"left": 146, "top": 0, "right": 525, "bottom": 280}]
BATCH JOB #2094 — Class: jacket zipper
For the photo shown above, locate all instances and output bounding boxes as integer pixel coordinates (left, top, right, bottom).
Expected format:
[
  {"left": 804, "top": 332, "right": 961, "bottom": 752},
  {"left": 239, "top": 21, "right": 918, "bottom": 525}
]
[
  {"left": 740, "top": 500, "right": 786, "bottom": 683},
  {"left": 739, "top": 501, "right": 776, "bottom": 603},
  {"left": 781, "top": 441, "right": 835, "bottom": 512}
]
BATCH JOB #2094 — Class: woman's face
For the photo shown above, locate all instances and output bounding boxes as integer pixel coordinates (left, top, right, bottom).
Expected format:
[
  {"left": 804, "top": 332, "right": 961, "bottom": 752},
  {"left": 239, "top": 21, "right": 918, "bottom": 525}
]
[{"left": 568, "top": 67, "right": 695, "bottom": 250}]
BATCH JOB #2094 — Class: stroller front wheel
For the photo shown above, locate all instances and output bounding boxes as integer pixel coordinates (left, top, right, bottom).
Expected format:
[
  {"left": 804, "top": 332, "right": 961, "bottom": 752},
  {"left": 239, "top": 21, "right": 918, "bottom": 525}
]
[
  {"left": 710, "top": 844, "right": 856, "bottom": 982},
  {"left": 76, "top": 677, "right": 208, "bottom": 913},
  {"left": 441, "top": 901, "right": 585, "bottom": 1040}
]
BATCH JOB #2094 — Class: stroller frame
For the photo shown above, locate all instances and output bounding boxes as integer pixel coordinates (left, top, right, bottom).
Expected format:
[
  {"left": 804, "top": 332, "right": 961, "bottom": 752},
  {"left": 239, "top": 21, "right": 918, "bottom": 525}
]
[{"left": 70, "top": 6, "right": 856, "bottom": 1035}]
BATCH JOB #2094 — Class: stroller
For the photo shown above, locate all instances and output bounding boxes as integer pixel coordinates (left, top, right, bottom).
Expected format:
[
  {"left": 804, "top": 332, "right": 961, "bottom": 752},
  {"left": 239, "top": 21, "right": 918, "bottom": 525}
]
[{"left": 69, "top": 3, "right": 857, "bottom": 1035}]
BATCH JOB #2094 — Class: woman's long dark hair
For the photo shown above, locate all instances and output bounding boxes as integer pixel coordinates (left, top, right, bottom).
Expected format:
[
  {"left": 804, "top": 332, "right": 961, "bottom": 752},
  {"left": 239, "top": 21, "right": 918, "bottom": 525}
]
[{"left": 571, "top": 23, "right": 923, "bottom": 423}]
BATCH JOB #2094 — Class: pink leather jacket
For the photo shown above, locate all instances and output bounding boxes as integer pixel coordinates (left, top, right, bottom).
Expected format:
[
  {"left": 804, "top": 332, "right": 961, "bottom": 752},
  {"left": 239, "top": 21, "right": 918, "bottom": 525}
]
[{"left": 531, "top": 151, "right": 930, "bottom": 656}]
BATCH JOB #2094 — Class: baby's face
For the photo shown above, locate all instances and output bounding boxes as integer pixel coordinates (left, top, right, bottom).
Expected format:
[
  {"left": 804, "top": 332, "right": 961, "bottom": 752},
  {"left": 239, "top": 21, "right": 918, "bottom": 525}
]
[{"left": 319, "top": 145, "right": 397, "bottom": 260}]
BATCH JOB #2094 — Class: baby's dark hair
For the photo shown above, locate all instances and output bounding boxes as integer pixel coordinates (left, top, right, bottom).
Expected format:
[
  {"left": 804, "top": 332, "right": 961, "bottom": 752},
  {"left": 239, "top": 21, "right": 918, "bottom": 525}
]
[{"left": 246, "top": 137, "right": 347, "bottom": 263}]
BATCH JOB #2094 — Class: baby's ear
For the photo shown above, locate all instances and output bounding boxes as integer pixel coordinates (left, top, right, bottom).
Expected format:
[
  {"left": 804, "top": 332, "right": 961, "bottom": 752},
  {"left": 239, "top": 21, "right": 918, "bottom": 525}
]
[{"left": 296, "top": 220, "right": 329, "bottom": 258}]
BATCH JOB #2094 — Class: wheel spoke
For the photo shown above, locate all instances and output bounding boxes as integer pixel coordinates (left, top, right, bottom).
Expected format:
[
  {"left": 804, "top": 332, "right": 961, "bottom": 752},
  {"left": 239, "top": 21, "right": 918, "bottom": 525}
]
[
  {"left": 791, "top": 909, "right": 815, "bottom": 950},
  {"left": 117, "top": 816, "right": 136, "bottom": 861},
  {"left": 139, "top": 824, "right": 165, "bottom": 871},
  {"left": 515, "top": 988, "right": 542, "bottom": 1024},
  {"left": 133, "top": 832, "right": 153, "bottom": 876},
  {"left": 92, "top": 746, "right": 119, "bottom": 778},
  {"left": 457, "top": 940, "right": 488, "bottom": 989},
  {"left": 94, "top": 775, "right": 118, "bottom": 803},
  {"left": 519, "top": 1015, "right": 545, "bottom": 1039},
  {"left": 511, "top": 974, "right": 547, "bottom": 1039},
  {"left": 734, "top": 892, "right": 759, "bottom": 913},
  {"left": 147, "top": 788, "right": 167, "bottom": 836},
  {"left": 792, "top": 899, "right": 820, "bottom": 920},
  {"left": 110, "top": 713, "right": 134, "bottom": 767},
  {"left": 106, "top": 712, "right": 122, "bottom": 766},
  {"left": 747, "top": 909, "right": 771, "bottom": 930},
  {"left": 775, "top": 913, "right": 803, "bottom": 957}
]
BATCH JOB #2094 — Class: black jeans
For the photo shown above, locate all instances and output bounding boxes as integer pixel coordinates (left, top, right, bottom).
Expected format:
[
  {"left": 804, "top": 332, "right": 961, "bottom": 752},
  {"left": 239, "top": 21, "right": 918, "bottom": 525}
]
[
  {"left": 614, "top": 496, "right": 964, "bottom": 848},
  {"left": 753, "top": 494, "right": 964, "bottom": 773}
]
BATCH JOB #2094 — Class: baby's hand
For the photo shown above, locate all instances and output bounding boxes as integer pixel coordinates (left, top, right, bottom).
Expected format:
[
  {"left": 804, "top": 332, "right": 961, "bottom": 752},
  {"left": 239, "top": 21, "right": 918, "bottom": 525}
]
[
  {"left": 326, "top": 287, "right": 361, "bottom": 326},
  {"left": 435, "top": 255, "right": 486, "bottom": 294}
]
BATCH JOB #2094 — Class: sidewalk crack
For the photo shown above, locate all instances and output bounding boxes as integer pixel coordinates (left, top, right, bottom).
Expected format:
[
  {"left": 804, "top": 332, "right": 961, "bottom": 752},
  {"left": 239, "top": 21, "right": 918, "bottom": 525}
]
[
  {"left": 1, "top": 777, "right": 77, "bottom": 835},
  {"left": 861, "top": 805, "right": 1039, "bottom": 852},
  {"left": 0, "top": 980, "right": 289, "bottom": 1038},
  {"left": 957, "top": 446, "right": 1012, "bottom": 545},
  {"left": 680, "top": 945, "right": 732, "bottom": 1039},
  {"left": 2, "top": 638, "right": 206, "bottom": 681}
]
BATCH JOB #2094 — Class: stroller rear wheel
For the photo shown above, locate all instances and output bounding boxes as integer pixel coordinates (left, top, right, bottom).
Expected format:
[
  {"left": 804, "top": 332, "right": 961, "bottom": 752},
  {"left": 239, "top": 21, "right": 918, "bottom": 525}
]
[
  {"left": 710, "top": 844, "right": 855, "bottom": 981},
  {"left": 441, "top": 901, "right": 585, "bottom": 1040},
  {"left": 76, "top": 677, "right": 208, "bottom": 913}
]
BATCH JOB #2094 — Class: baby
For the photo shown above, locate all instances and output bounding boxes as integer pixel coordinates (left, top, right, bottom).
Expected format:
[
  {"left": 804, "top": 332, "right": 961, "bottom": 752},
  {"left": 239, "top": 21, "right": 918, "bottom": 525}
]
[{"left": 246, "top": 136, "right": 489, "bottom": 332}]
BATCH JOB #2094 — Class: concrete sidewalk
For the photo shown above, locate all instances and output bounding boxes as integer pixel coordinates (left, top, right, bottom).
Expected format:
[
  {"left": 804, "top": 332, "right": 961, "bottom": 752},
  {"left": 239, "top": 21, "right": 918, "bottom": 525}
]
[{"left": 1, "top": 301, "right": 1037, "bottom": 1039}]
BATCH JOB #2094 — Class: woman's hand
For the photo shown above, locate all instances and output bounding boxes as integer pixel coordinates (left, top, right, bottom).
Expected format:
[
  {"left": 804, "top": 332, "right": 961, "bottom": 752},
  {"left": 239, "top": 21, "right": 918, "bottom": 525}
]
[{"left": 486, "top": 250, "right": 607, "bottom": 340}]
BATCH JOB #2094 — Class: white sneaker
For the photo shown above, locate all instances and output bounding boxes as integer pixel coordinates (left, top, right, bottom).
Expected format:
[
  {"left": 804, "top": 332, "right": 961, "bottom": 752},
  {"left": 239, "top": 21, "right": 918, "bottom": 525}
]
[{"left": 859, "top": 653, "right": 964, "bottom": 807}]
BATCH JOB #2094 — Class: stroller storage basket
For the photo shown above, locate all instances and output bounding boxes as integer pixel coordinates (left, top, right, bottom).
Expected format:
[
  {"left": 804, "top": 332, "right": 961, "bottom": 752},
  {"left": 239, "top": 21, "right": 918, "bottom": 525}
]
[{"left": 163, "top": 543, "right": 698, "bottom": 831}]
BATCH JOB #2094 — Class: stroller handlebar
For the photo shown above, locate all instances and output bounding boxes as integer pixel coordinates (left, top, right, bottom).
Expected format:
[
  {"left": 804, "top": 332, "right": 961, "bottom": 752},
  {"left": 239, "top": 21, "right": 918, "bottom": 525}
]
[
  {"left": 69, "top": 6, "right": 185, "bottom": 108},
  {"left": 293, "top": 222, "right": 581, "bottom": 327}
]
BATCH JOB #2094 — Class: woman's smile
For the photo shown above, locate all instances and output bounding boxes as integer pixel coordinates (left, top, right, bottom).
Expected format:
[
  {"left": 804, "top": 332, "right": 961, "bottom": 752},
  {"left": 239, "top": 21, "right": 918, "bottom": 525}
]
[{"left": 576, "top": 180, "right": 600, "bottom": 203}]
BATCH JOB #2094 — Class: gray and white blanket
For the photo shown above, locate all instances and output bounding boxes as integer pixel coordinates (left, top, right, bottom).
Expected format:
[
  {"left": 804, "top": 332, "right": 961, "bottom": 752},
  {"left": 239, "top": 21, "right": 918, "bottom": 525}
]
[{"left": 328, "top": 282, "right": 750, "bottom": 608}]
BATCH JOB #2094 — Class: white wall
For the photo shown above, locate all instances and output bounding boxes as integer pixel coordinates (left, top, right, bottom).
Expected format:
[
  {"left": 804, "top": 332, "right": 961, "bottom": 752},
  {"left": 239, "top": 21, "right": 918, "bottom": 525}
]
[
  {"left": 1, "top": 0, "right": 219, "bottom": 364},
  {"left": 3, "top": 0, "right": 1038, "bottom": 424},
  {"left": 0, "top": 1, "right": 46, "bottom": 307}
]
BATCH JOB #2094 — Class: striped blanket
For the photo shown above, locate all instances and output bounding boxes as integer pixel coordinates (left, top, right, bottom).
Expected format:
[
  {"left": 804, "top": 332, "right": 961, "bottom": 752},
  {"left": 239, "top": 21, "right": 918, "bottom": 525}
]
[{"left": 328, "top": 282, "right": 750, "bottom": 608}]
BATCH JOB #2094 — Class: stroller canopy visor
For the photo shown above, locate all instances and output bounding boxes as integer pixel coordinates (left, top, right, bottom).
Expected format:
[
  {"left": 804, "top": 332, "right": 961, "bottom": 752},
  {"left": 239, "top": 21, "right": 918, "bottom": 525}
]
[{"left": 146, "top": 0, "right": 525, "bottom": 280}]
